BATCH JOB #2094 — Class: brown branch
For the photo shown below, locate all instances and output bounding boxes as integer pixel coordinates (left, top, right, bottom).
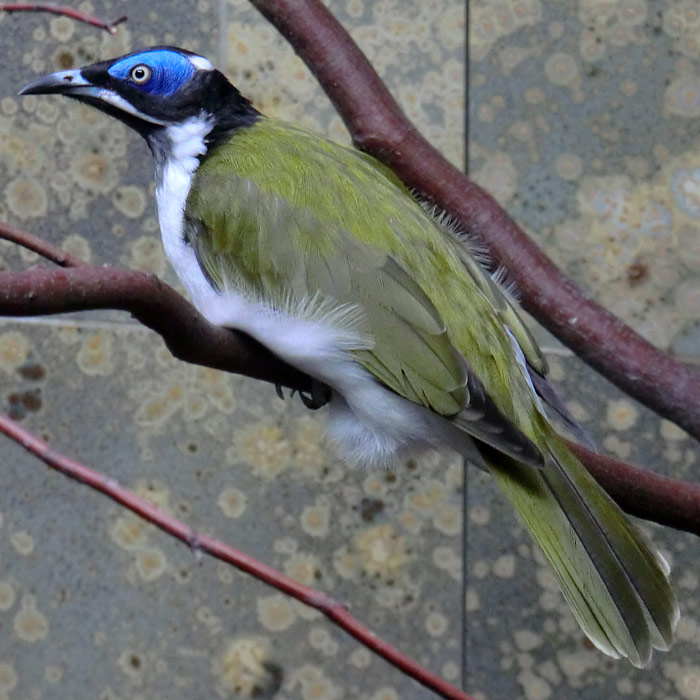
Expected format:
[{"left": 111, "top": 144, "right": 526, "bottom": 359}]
[
  {"left": 0, "top": 225, "right": 469, "bottom": 695},
  {"left": 0, "top": 3, "right": 126, "bottom": 33},
  {"left": 0, "top": 221, "right": 86, "bottom": 268},
  {"left": 0, "top": 411, "right": 473, "bottom": 700},
  {"left": 0, "top": 222, "right": 314, "bottom": 391},
  {"left": 0, "top": 264, "right": 313, "bottom": 393},
  {"left": 247, "top": 0, "right": 700, "bottom": 443}
]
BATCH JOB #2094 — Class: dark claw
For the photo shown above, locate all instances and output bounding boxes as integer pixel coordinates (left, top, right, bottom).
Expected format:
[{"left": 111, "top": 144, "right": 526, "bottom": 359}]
[
  {"left": 298, "top": 380, "right": 331, "bottom": 410},
  {"left": 275, "top": 384, "right": 285, "bottom": 400}
]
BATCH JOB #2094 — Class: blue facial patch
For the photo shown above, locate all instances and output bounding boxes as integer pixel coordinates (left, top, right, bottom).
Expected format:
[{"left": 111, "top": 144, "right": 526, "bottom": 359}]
[{"left": 108, "top": 50, "right": 195, "bottom": 97}]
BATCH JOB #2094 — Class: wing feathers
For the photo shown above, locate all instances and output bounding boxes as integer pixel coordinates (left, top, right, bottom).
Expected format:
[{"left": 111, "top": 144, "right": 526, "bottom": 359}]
[
  {"left": 482, "top": 426, "right": 678, "bottom": 667},
  {"left": 183, "top": 118, "right": 677, "bottom": 665}
]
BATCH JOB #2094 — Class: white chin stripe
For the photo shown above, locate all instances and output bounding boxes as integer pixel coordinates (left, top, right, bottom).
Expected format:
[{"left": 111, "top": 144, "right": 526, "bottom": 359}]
[
  {"left": 189, "top": 55, "right": 214, "bottom": 71},
  {"left": 97, "top": 89, "right": 167, "bottom": 126}
]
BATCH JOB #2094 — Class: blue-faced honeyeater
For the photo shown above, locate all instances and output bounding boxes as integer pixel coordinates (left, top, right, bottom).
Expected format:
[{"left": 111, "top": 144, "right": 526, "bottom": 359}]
[{"left": 20, "top": 47, "right": 678, "bottom": 666}]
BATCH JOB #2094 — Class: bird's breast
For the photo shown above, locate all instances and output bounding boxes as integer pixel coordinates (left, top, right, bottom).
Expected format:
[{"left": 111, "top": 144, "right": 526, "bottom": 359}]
[{"left": 155, "top": 156, "right": 218, "bottom": 308}]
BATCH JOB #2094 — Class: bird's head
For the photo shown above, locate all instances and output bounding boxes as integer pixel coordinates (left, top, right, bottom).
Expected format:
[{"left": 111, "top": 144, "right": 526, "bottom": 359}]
[{"left": 19, "top": 46, "right": 258, "bottom": 140}]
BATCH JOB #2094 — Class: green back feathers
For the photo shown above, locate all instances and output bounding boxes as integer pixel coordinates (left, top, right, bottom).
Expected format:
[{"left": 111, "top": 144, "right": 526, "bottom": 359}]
[{"left": 186, "top": 118, "right": 537, "bottom": 424}]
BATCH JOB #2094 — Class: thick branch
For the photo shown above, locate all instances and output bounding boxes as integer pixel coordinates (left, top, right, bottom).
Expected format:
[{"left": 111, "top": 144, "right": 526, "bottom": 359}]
[
  {"left": 248, "top": 0, "right": 700, "bottom": 442},
  {"left": 0, "top": 412, "right": 472, "bottom": 700},
  {"left": 0, "top": 265, "right": 312, "bottom": 392}
]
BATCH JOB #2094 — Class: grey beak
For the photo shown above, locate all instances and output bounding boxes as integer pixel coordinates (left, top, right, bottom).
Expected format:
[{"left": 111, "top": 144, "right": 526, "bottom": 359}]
[{"left": 19, "top": 69, "right": 93, "bottom": 96}]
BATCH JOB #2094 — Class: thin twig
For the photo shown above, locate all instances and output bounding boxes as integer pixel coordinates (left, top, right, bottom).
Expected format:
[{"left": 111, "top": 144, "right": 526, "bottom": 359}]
[
  {"left": 0, "top": 411, "right": 473, "bottom": 700},
  {"left": 0, "top": 221, "right": 86, "bottom": 268},
  {"left": 247, "top": 0, "right": 700, "bottom": 443},
  {"left": 0, "top": 3, "right": 126, "bottom": 33}
]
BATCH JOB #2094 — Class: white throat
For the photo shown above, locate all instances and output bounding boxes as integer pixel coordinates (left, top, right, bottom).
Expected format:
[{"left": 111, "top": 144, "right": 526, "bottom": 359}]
[
  {"left": 154, "top": 117, "right": 215, "bottom": 303},
  {"left": 163, "top": 117, "right": 213, "bottom": 170}
]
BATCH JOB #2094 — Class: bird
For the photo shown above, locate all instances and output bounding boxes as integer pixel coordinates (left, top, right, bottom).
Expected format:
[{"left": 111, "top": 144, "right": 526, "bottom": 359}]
[{"left": 20, "top": 46, "right": 678, "bottom": 666}]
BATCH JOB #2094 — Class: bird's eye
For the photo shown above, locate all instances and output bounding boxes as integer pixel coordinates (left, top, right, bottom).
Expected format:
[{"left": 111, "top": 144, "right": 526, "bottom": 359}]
[{"left": 130, "top": 65, "right": 152, "bottom": 85}]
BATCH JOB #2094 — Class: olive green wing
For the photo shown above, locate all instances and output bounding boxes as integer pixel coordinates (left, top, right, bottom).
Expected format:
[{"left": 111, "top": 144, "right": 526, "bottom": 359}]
[
  {"left": 450, "top": 240, "right": 547, "bottom": 376},
  {"left": 185, "top": 173, "right": 466, "bottom": 416},
  {"left": 184, "top": 119, "right": 542, "bottom": 463}
]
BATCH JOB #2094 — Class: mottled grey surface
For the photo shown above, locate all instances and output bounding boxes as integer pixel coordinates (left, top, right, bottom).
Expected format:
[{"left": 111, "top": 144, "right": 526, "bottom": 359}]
[
  {"left": 0, "top": 1, "right": 697, "bottom": 699},
  {"left": 468, "top": 2, "right": 700, "bottom": 697}
]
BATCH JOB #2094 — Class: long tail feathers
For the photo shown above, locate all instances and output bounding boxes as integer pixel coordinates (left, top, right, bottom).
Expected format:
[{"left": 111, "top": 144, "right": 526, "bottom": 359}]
[{"left": 479, "top": 426, "right": 679, "bottom": 667}]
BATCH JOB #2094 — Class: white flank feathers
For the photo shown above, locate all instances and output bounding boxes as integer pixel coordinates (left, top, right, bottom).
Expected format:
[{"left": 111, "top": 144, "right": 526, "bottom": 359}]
[{"left": 156, "top": 117, "right": 215, "bottom": 306}]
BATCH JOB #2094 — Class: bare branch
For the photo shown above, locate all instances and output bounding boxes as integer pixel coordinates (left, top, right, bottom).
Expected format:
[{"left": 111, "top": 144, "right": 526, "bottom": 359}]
[
  {"left": 0, "top": 264, "right": 313, "bottom": 392},
  {"left": 0, "top": 410, "right": 474, "bottom": 700},
  {"left": 247, "top": 0, "right": 700, "bottom": 443},
  {"left": 0, "top": 3, "right": 126, "bottom": 33}
]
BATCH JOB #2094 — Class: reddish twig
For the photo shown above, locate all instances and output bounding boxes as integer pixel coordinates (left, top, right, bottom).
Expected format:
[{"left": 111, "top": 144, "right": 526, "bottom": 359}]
[
  {"left": 247, "top": 0, "right": 700, "bottom": 443},
  {"left": 568, "top": 441, "right": 700, "bottom": 537},
  {"left": 0, "top": 3, "right": 126, "bottom": 33},
  {"left": 0, "top": 411, "right": 473, "bottom": 700},
  {"left": 0, "top": 221, "right": 86, "bottom": 268}
]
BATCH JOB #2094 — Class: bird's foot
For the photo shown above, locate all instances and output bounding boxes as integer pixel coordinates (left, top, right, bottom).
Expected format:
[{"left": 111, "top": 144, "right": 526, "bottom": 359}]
[{"left": 298, "top": 380, "right": 331, "bottom": 410}]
